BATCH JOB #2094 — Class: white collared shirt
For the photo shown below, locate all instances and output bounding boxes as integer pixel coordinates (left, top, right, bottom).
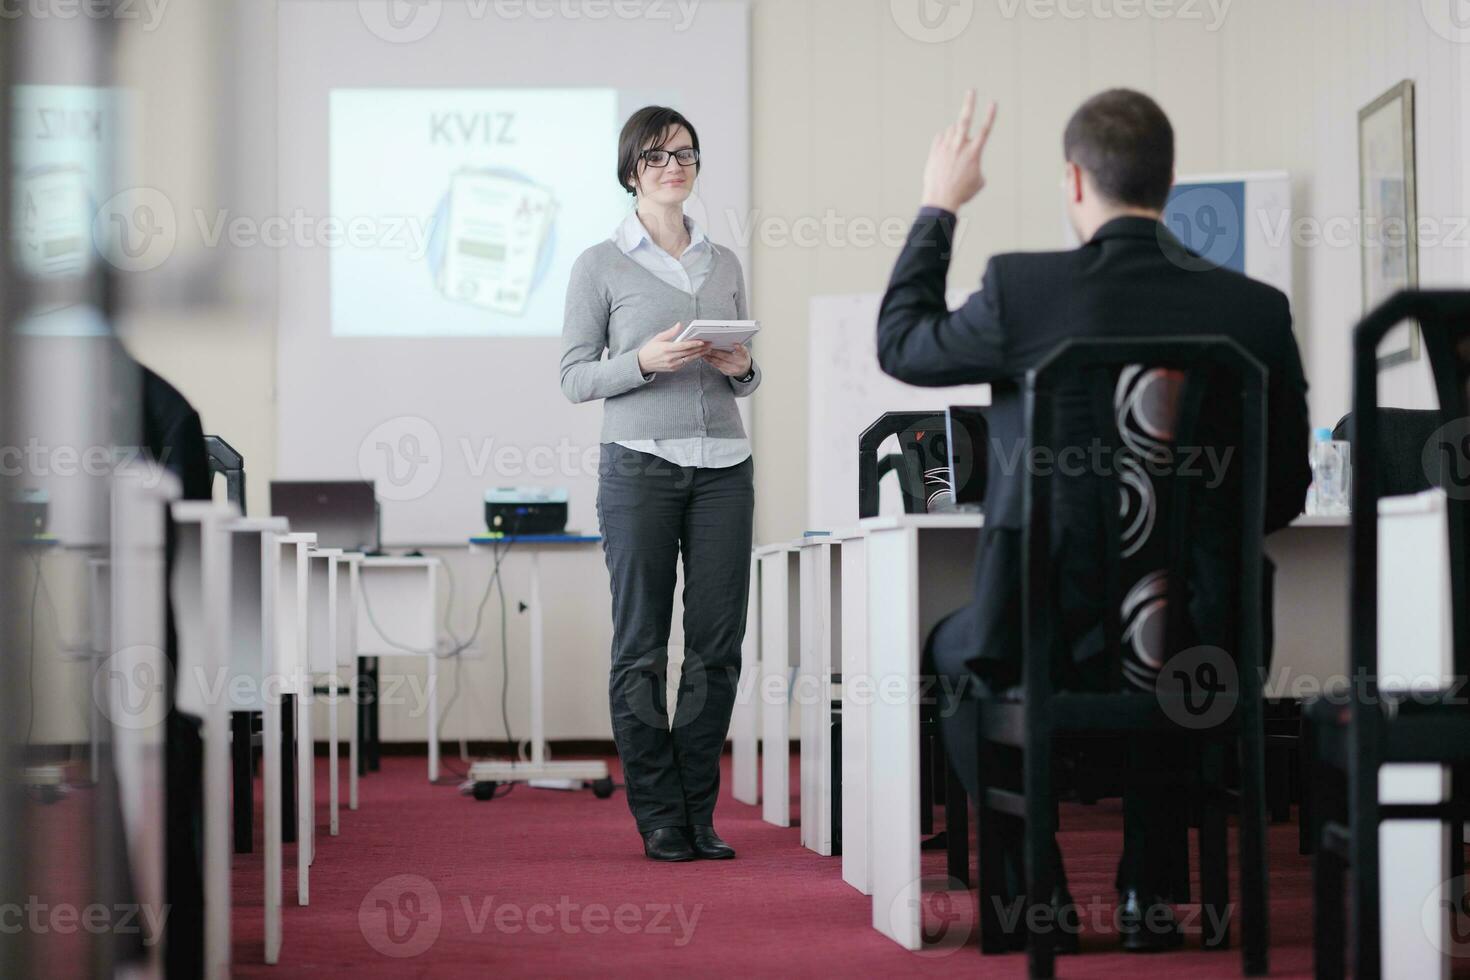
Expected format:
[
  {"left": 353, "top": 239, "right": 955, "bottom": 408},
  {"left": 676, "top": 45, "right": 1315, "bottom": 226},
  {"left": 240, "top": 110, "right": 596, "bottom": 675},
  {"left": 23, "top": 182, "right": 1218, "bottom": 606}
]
[{"left": 611, "top": 209, "right": 752, "bottom": 469}]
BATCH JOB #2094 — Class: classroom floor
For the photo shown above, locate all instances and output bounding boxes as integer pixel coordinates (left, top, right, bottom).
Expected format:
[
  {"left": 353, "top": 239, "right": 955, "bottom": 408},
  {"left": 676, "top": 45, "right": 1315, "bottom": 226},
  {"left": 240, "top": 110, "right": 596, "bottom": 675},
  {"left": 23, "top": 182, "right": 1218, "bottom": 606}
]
[{"left": 226, "top": 751, "right": 1348, "bottom": 979}]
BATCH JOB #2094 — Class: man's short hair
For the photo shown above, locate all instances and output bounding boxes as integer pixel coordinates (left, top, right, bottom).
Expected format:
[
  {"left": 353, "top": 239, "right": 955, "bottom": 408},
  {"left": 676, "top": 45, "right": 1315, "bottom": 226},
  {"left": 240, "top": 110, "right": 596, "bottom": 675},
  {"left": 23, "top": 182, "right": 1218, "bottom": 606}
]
[{"left": 1063, "top": 89, "right": 1175, "bottom": 211}]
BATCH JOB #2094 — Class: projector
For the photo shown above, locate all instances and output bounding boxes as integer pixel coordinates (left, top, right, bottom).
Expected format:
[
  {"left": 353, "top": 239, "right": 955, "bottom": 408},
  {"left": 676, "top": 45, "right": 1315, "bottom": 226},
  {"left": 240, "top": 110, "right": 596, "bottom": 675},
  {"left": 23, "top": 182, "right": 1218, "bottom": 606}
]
[
  {"left": 10, "top": 488, "right": 48, "bottom": 539},
  {"left": 484, "top": 487, "right": 568, "bottom": 535}
]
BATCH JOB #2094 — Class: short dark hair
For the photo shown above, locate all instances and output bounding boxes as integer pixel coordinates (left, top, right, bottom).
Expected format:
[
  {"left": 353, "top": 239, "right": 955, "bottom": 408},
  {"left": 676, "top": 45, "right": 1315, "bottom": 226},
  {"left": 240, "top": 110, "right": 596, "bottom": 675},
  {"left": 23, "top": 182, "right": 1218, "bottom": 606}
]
[
  {"left": 617, "top": 106, "right": 700, "bottom": 197},
  {"left": 1062, "top": 89, "right": 1174, "bottom": 211}
]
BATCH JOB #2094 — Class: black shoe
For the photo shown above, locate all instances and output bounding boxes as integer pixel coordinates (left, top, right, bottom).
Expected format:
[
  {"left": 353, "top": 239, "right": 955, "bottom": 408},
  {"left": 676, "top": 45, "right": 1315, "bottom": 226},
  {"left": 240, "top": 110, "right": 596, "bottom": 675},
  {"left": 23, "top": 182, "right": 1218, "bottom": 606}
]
[
  {"left": 688, "top": 825, "right": 735, "bottom": 859},
  {"left": 999, "top": 886, "right": 1081, "bottom": 954},
  {"left": 642, "top": 827, "right": 695, "bottom": 862},
  {"left": 1117, "top": 889, "right": 1183, "bottom": 952}
]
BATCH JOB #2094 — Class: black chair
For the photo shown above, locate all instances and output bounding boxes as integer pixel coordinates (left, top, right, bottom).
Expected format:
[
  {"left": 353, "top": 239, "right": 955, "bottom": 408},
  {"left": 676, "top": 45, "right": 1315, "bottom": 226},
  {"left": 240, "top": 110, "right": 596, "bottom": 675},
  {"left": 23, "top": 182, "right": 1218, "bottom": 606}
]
[
  {"left": 972, "top": 338, "right": 1270, "bottom": 978},
  {"left": 859, "top": 411, "right": 975, "bottom": 881},
  {"left": 1304, "top": 290, "right": 1470, "bottom": 980},
  {"left": 1332, "top": 407, "right": 1442, "bottom": 496},
  {"left": 858, "top": 411, "right": 950, "bottom": 516}
]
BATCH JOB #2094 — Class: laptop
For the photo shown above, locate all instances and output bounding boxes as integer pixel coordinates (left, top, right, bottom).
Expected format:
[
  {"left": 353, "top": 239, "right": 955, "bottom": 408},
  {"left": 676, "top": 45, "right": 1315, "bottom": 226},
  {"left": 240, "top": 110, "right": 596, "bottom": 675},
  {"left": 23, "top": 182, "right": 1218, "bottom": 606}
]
[{"left": 269, "top": 480, "right": 380, "bottom": 552}]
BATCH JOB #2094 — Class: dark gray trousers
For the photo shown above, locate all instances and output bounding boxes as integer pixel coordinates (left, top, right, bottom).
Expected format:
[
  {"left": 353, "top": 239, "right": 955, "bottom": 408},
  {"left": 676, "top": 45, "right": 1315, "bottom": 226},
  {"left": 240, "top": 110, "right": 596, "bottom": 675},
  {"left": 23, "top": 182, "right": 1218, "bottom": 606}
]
[{"left": 596, "top": 444, "right": 754, "bottom": 834}]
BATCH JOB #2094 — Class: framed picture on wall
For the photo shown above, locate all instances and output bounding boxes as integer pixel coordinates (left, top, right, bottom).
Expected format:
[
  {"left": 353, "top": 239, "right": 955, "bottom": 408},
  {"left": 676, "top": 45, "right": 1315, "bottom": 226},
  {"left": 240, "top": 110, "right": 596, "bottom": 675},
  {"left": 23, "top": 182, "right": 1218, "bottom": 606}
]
[{"left": 1358, "top": 79, "right": 1419, "bottom": 367}]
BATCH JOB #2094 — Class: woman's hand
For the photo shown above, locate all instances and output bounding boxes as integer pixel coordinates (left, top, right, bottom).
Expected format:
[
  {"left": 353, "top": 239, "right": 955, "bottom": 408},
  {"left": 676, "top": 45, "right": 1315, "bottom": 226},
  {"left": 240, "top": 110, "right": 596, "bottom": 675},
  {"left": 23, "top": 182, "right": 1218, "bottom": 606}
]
[
  {"left": 703, "top": 343, "right": 752, "bottom": 378},
  {"left": 638, "top": 322, "right": 709, "bottom": 375}
]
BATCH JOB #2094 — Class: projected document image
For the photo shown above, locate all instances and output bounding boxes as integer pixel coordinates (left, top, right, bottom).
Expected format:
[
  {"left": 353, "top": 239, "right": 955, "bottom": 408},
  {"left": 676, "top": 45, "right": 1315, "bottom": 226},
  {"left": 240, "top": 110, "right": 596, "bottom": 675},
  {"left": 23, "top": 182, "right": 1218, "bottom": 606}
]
[
  {"left": 430, "top": 169, "right": 558, "bottom": 316},
  {"left": 330, "top": 88, "right": 628, "bottom": 338},
  {"left": 19, "top": 165, "right": 94, "bottom": 280}
]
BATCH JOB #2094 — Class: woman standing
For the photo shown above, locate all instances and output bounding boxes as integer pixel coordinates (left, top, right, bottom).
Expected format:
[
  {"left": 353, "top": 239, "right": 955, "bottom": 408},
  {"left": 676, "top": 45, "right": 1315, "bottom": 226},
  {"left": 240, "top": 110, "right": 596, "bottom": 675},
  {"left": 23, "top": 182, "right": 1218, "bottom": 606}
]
[{"left": 560, "top": 107, "right": 758, "bottom": 862}]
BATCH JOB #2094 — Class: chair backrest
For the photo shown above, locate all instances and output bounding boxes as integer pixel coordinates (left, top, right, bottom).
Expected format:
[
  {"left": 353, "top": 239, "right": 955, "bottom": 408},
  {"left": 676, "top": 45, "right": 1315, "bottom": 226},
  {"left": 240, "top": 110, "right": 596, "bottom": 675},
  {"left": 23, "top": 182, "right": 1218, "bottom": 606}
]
[
  {"left": 203, "top": 435, "right": 246, "bottom": 514},
  {"left": 1022, "top": 337, "right": 1267, "bottom": 700},
  {"left": 1332, "top": 408, "right": 1441, "bottom": 497},
  {"left": 857, "top": 412, "right": 943, "bottom": 518},
  {"left": 1351, "top": 290, "right": 1470, "bottom": 691}
]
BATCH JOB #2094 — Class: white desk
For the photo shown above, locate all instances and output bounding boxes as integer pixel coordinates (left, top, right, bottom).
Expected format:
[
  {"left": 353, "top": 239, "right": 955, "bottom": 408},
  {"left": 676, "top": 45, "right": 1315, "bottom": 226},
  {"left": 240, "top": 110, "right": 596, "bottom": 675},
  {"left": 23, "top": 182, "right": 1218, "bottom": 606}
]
[
  {"left": 464, "top": 535, "right": 609, "bottom": 787},
  {"left": 170, "top": 500, "right": 241, "bottom": 979},
  {"left": 223, "top": 516, "right": 288, "bottom": 964},
  {"left": 757, "top": 541, "right": 801, "bottom": 827},
  {"left": 276, "top": 532, "right": 316, "bottom": 905},
  {"left": 797, "top": 534, "right": 842, "bottom": 856},
  {"left": 863, "top": 513, "right": 984, "bottom": 950},
  {"left": 356, "top": 556, "right": 439, "bottom": 782}
]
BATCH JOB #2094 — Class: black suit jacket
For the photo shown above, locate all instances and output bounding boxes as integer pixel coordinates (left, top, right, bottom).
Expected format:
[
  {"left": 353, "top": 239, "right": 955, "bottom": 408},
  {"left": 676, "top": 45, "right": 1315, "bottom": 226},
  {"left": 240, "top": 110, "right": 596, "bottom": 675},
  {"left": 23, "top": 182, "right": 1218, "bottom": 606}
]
[{"left": 878, "top": 210, "right": 1311, "bottom": 681}]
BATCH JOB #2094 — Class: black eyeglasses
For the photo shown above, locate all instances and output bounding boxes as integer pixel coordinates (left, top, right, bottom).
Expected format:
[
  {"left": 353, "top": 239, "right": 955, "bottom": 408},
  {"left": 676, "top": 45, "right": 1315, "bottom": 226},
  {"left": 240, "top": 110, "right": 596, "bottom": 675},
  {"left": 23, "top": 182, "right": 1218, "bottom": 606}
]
[{"left": 640, "top": 147, "right": 700, "bottom": 168}]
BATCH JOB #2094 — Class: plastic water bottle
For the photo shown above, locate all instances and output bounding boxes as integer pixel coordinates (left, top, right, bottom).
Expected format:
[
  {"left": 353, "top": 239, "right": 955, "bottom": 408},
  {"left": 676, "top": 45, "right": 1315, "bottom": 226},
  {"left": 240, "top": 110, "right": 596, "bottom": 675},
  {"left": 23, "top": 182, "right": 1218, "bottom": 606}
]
[{"left": 1309, "top": 427, "right": 1350, "bottom": 515}]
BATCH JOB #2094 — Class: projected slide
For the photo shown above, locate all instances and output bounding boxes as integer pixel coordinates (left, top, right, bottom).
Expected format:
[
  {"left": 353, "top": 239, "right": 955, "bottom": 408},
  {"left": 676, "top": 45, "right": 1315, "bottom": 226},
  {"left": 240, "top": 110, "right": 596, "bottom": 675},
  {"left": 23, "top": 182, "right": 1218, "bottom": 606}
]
[{"left": 330, "top": 88, "right": 629, "bottom": 338}]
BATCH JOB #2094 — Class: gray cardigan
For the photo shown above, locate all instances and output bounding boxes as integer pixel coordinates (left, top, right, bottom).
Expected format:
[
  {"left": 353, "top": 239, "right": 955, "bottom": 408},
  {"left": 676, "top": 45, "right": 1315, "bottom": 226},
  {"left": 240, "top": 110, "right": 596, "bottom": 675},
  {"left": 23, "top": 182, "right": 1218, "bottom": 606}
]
[{"left": 559, "top": 240, "right": 761, "bottom": 442}]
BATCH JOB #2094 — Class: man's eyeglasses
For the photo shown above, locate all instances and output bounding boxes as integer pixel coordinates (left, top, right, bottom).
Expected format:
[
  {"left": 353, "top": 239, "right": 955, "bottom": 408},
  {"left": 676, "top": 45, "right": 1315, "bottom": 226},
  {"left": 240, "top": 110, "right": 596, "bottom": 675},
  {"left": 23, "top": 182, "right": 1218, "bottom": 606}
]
[{"left": 640, "top": 147, "right": 700, "bottom": 168}]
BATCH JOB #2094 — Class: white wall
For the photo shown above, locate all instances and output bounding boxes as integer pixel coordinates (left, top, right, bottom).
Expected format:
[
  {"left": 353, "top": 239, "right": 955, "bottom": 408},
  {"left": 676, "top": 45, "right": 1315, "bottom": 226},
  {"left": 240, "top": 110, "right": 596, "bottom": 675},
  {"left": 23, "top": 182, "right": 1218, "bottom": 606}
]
[
  {"left": 748, "top": 0, "right": 1470, "bottom": 545},
  {"left": 72, "top": 0, "right": 1467, "bottom": 744}
]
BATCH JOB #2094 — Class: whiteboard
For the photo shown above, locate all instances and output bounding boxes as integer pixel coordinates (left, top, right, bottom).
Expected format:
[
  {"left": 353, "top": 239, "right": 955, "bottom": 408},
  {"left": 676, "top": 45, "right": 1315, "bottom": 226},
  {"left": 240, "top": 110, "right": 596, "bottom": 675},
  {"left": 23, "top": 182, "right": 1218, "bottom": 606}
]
[
  {"left": 1164, "top": 171, "right": 1293, "bottom": 299},
  {"left": 807, "top": 291, "right": 989, "bottom": 531}
]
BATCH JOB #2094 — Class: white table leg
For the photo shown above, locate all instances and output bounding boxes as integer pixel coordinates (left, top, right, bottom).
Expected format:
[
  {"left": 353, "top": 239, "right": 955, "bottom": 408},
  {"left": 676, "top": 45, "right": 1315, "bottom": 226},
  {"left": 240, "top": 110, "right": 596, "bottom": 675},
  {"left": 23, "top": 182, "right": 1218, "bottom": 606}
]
[
  {"left": 841, "top": 536, "right": 872, "bottom": 894},
  {"left": 263, "top": 689, "right": 282, "bottom": 963},
  {"left": 297, "top": 682, "right": 311, "bottom": 905},
  {"left": 349, "top": 676, "right": 359, "bottom": 810},
  {"left": 530, "top": 549, "right": 545, "bottom": 765},
  {"left": 329, "top": 678, "right": 339, "bottom": 835},
  {"left": 427, "top": 650, "right": 439, "bottom": 782},
  {"left": 732, "top": 554, "right": 761, "bottom": 805},
  {"left": 761, "top": 550, "right": 797, "bottom": 827},
  {"left": 817, "top": 544, "right": 838, "bottom": 857},
  {"left": 799, "top": 546, "right": 817, "bottom": 851}
]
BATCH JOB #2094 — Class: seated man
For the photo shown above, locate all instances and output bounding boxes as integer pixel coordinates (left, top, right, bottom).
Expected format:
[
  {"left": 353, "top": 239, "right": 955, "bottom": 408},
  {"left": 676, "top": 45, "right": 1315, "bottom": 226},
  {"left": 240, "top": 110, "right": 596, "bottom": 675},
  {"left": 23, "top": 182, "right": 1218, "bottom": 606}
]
[{"left": 875, "top": 89, "right": 1310, "bottom": 951}]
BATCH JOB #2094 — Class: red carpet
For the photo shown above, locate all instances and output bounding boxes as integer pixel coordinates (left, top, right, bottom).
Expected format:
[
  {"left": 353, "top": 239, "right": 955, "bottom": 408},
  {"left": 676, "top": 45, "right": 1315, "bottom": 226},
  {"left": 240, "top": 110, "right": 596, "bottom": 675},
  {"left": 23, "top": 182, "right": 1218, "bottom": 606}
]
[{"left": 230, "top": 752, "right": 1322, "bottom": 978}]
